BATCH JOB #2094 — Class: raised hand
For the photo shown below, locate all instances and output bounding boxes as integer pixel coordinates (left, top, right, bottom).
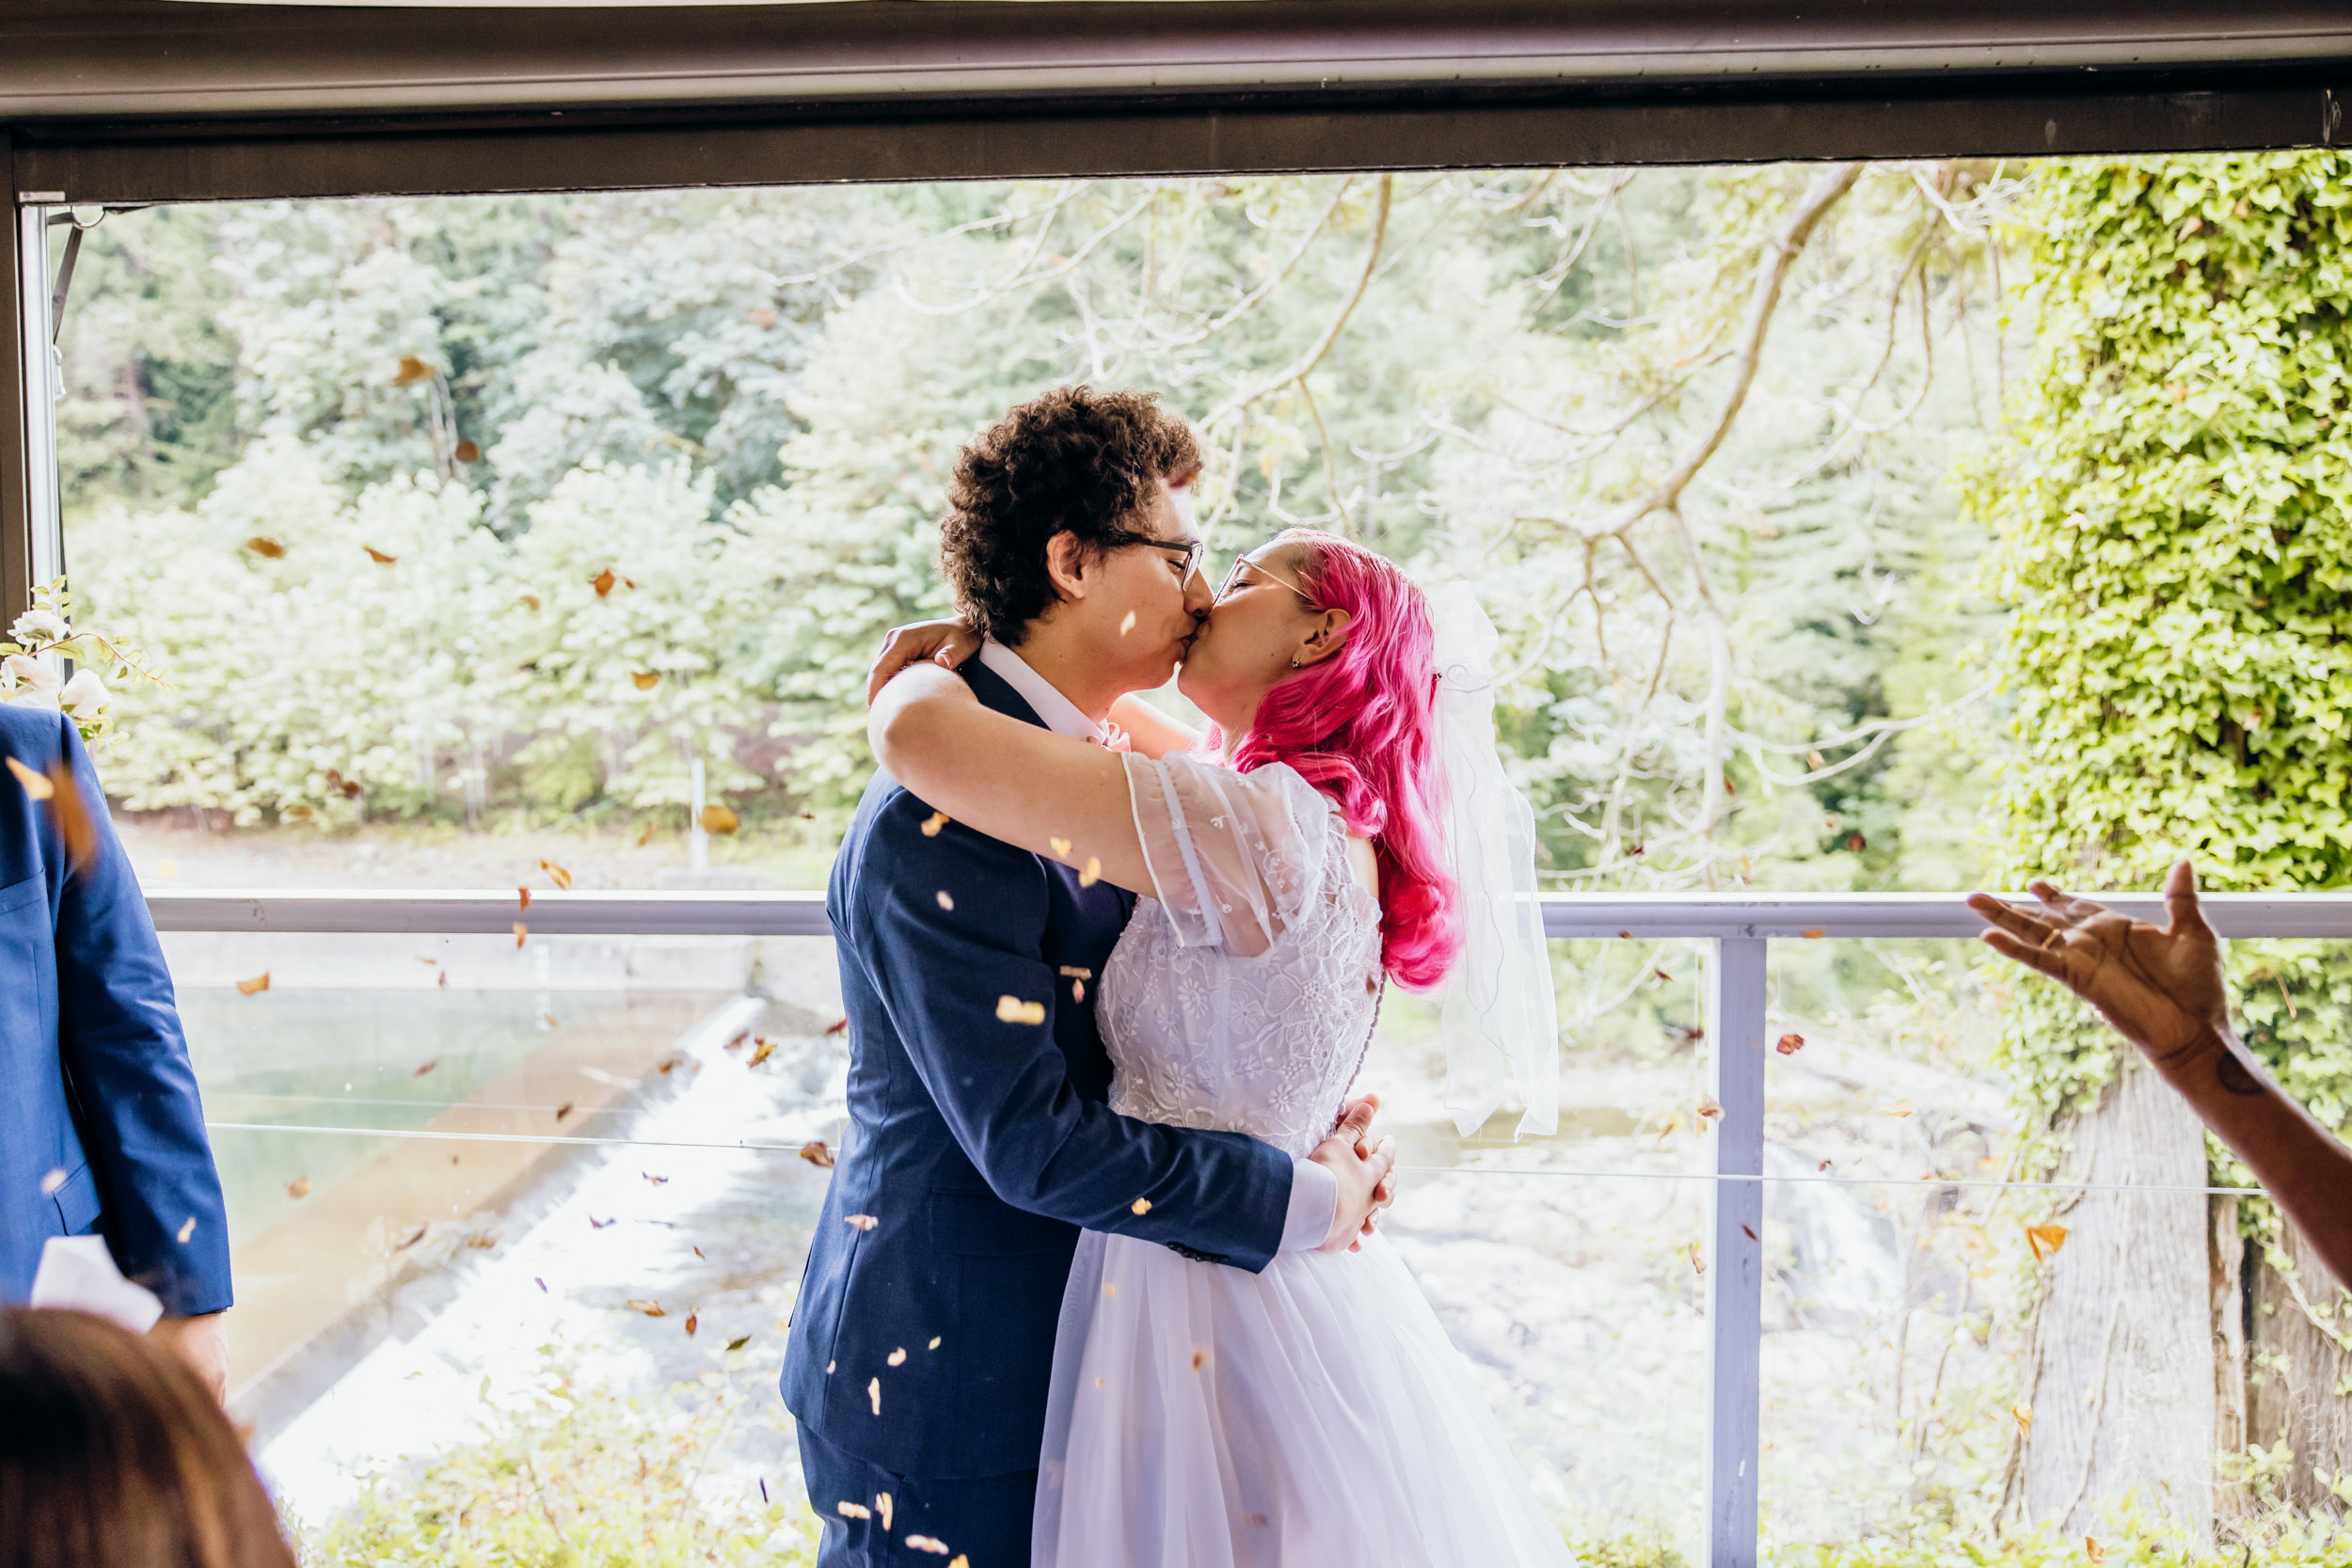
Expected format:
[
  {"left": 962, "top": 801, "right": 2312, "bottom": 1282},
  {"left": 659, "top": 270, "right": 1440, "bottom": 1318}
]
[
  {"left": 1965, "top": 859, "right": 2229, "bottom": 1067},
  {"left": 866, "top": 618, "right": 984, "bottom": 706}
]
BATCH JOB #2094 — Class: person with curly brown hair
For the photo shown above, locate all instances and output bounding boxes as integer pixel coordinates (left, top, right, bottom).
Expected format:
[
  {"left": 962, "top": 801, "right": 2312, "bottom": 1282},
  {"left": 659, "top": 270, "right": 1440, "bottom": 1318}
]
[
  {"left": 0, "top": 1307, "right": 296, "bottom": 1568},
  {"left": 787, "top": 386, "right": 1398, "bottom": 1568}
]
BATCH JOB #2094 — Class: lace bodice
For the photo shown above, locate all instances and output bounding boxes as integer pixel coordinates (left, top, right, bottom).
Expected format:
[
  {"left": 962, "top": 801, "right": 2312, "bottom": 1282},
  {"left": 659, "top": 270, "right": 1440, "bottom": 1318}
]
[{"left": 1096, "top": 752, "right": 1385, "bottom": 1160}]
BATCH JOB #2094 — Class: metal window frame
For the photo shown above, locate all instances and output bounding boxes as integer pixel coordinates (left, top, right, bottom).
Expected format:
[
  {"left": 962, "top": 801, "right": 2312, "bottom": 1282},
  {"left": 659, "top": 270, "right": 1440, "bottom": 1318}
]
[{"left": 10, "top": 8, "right": 2351, "bottom": 1556}]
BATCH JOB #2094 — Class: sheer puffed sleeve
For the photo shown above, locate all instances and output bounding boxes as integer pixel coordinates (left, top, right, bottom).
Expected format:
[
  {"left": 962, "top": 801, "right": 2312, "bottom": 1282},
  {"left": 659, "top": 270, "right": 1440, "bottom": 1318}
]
[{"left": 1120, "top": 752, "right": 1334, "bottom": 958}]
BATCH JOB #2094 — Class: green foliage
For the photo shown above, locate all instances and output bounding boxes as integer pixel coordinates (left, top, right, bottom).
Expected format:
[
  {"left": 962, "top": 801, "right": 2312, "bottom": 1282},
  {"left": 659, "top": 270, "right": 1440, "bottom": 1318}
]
[
  {"left": 298, "top": 1373, "right": 815, "bottom": 1567},
  {"left": 1966, "top": 151, "right": 2352, "bottom": 1123}
]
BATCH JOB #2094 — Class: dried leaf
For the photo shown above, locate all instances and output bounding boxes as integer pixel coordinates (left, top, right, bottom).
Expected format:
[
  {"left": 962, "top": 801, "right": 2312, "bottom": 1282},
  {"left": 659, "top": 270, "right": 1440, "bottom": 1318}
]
[
  {"left": 592, "top": 568, "right": 617, "bottom": 597},
  {"left": 844, "top": 1213, "right": 878, "bottom": 1231},
  {"left": 518, "top": 886, "right": 532, "bottom": 911},
  {"left": 826, "top": 1018, "right": 849, "bottom": 1036},
  {"left": 631, "top": 671, "right": 660, "bottom": 690},
  {"left": 727, "top": 1335, "right": 751, "bottom": 1352},
  {"left": 6, "top": 755, "right": 53, "bottom": 800},
  {"left": 1079, "top": 856, "right": 1102, "bottom": 888},
  {"left": 799, "top": 1141, "right": 834, "bottom": 1168},
  {"left": 936, "top": 890, "right": 955, "bottom": 911},
  {"left": 555, "top": 1102, "right": 575, "bottom": 1122},
  {"left": 453, "top": 439, "right": 481, "bottom": 464},
  {"left": 701, "top": 804, "right": 739, "bottom": 834},
  {"left": 539, "top": 859, "right": 573, "bottom": 889},
  {"left": 748, "top": 1037, "right": 777, "bottom": 1067},
  {"left": 246, "top": 536, "right": 287, "bottom": 559},
  {"left": 286, "top": 1176, "right": 311, "bottom": 1199},
  {"left": 236, "top": 972, "right": 271, "bottom": 996},
  {"left": 627, "top": 1299, "right": 667, "bottom": 1317},
  {"left": 177, "top": 1217, "right": 199, "bottom": 1243},
  {"left": 921, "top": 811, "right": 948, "bottom": 837},
  {"left": 364, "top": 546, "right": 398, "bottom": 564},
  {"left": 1131, "top": 1197, "right": 1152, "bottom": 1215},
  {"left": 393, "top": 355, "right": 435, "bottom": 386},
  {"left": 995, "top": 995, "right": 1046, "bottom": 1026},
  {"left": 1695, "top": 1096, "right": 1723, "bottom": 1121},
  {"left": 887, "top": 1347, "right": 907, "bottom": 1366},
  {"left": 40, "top": 1168, "right": 68, "bottom": 1196},
  {"left": 1818, "top": 1159, "right": 1833, "bottom": 1172},
  {"left": 685, "top": 1311, "right": 698, "bottom": 1336},
  {"left": 414, "top": 1057, "right": 438, "bottom": 1077},
  {"left": 1740, "top": 1224, "right": 1758, "bottom": 1242},
  {"left": 514, "top": 922, "right": 528, "bottom": 948},
  {"left": 1775, "top": 1033, "right": 1805, "bottom": 1055},
  {"left": 2026, "top": 1223, "right": 2069, "bottom": 1262}
]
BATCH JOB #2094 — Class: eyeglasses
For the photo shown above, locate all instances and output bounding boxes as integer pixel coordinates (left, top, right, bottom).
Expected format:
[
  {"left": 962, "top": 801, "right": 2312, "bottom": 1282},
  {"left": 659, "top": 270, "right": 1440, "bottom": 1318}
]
[
  {"left": 1216, "top": 554, "right": 1320, "bottom": 608},
  {"left": 1100, "top": 530, "right": 1207, "bottom": 581}
]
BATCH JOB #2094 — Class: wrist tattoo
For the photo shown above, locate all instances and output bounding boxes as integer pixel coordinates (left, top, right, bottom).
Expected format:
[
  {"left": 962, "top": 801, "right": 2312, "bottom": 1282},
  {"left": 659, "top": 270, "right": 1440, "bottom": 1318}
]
[{"left": 2215, "top": 1053, "right": 2265, "bottom": 1097}]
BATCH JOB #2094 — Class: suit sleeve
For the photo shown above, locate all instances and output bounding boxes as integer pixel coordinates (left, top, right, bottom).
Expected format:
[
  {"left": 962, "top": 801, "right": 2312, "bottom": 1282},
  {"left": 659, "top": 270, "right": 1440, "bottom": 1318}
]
[
  {"left": 850, "top": 788, "right": 1294, "bottom": 1272},
  {"left": 51, "top": 714, "right": 232, "bottom": 1317}
]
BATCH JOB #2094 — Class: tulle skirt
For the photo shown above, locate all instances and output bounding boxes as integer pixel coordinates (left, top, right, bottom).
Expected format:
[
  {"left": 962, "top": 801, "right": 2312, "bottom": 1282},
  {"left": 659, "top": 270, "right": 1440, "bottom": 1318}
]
[{"left": 1033, "top": 1227, "right": 1576, "bottom": 1567}]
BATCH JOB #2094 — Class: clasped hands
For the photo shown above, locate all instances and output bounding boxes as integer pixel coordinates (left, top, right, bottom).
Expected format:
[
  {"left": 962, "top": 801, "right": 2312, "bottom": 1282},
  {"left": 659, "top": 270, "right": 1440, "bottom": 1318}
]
[{"left": 1313, "top": 1093, "right": 1398, "bottom": 1253}]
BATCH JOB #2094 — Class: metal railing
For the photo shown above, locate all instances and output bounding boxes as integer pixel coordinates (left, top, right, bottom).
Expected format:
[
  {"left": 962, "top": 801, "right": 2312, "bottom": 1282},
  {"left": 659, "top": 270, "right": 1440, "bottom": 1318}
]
[{"left": 145, "top": 886, "right": 2352, "bottom": 1568}]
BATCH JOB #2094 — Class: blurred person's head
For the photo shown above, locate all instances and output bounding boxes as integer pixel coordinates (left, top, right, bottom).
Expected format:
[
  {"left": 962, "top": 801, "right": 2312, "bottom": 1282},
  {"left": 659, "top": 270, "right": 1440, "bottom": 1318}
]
[
  {"left": 938, "top": 386, "right": 1211, "bottom": 701},
  {"left": 0, "top": 1307, "right": 294, "bottom": 1568},
  {"left": 1183, "top": 529, "right": 1459, "bottom": 990}
]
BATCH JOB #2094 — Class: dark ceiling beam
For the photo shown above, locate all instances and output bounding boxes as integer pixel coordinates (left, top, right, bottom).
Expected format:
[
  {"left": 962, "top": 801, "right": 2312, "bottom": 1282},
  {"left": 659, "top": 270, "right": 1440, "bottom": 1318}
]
[{"left": 6, "top": 0, "right": 2350, "bottom": 123}]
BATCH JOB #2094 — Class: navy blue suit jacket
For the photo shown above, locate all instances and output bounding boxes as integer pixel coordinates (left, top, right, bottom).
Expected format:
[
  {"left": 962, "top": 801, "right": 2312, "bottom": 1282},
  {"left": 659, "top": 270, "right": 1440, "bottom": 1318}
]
[
  {"left": 0, "top": 705, "right": 230, "bottom": 1316},
  {"left": 781, "top": 661, "right": 1294, "bottom": 1479}
]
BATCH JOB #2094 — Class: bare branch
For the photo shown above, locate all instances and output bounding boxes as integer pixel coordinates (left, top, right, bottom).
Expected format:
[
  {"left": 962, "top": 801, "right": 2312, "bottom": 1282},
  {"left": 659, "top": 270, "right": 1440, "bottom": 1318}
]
[{"left": 1203, "top": 174, "right": 1394, "bottom": 430}]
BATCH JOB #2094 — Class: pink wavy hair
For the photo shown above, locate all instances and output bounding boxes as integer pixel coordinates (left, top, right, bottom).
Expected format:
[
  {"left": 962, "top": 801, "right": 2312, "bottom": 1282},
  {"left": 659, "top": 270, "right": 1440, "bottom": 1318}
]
[{"left": 1204, "top": 529, "right": 1461, "bottom": 990}]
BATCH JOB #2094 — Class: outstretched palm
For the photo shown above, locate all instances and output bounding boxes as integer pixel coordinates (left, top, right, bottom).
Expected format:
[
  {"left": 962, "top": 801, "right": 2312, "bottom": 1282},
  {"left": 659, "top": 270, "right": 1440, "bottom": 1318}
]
[{"left": 1965, "top": 860, "right": 2230, "bottom": 1066}]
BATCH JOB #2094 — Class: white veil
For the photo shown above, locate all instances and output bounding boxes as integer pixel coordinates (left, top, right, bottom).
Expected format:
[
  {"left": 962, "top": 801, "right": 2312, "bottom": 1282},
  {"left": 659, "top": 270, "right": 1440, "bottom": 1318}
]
[{"left": 1427, "top": 582, "right": 1560, "bottom": 1139}]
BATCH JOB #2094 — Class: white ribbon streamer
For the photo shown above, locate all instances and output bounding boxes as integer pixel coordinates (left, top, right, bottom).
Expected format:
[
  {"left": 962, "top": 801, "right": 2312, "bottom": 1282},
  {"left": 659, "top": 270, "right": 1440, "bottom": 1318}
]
[{"left": 1428, "top": 583, "right": 1561, "bottom": 1139}]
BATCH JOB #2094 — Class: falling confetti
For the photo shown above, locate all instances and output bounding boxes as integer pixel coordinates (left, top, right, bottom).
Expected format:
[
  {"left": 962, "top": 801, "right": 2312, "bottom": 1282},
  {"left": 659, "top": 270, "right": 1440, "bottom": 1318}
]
[
  {"left": 1049, "top": 836, "right": 1073, "bottom": 859},
  {"left": 906, "top": 1537, "right": 951, "bottom": 1556},
  {"left": 685, "top": 1312, "right": 698, "bottom": 1337},
  {"left": 1775, "top": 1033, "right": 1805, "bottom": 1055},
  {"left": 590, "top": 1215, "right": 615, "bottom": 1228},
  {"left": 518, "top": 886, "right": 532, "bottom": 911},
  {"left": 637, "top": 824, "right": 657, "bottom": 847},
  {"left": 520, "top": 593, "right": 543, "bottom": 611},
  {"left": 1741, "top": 1224, "right": 1758, "bottom": 1242},
  {"left": 177, "top": 1217, "right": 198, "bottom": 1243},
  {"left": 555, "top": 1102, "right": 575, "bottom": 1122},
  {"left": 877, "top": 1493, "right": 894, "bottom": 1531},
  {"left": 2084, "top": 1536, "right": 2103, "bottom": 1562},
  {"left": 453, "top": 439, "right": 481, "bottom": 464},
  {"left": 395, "top": 1224, "right": 426, "bottom": 1250},
  {"left": 363, "top": 546, "right": 398, "bottom": 564},
  {"left": 539, "top": 859, "right": 573, "bottom": 889},
  {"left": 246, "top": 536, "right": 288, "bottom": 559},
  {"left": 936, "top": 891, "right": 955, "bottom": 911},
  {"left": 414, "top": 1057, "right": 439, "bottom": 1077},
  {"left": 236, "top": 972, "right": 271, "bottom": 996},
  {"left": 921, "top": 811, "right": 949, "bottom": 837},
  {"left": 728, "top": 1334, "right": 752, "bottom": 1352},
  {"left": 44, "top": 766, "right": 97, "bottom": 871},
  {"left": 513, "top": 923, "right": 529, "bottom": 948},
  {"left": 826, "top": 1018, "right": 849, "bottom": 1036},
  {"left": 1884, "top": 1098, "right": 1915, "bottom": 1118},
  {"left": 593, "top": 568, "right": 618, "bottom": 597},
  {"left": 465, "top": 1234, "right": 497, "bottom": 1250},
  {"left": 1190, "top": 1347, "right": 1208, "bottom": 1372},
  {"left": 868, "top": 1377, "right": 881, "bottom": 1415},
  {"left": 40, "top": 1168, "right": 67, "bottom": 1196},
  {"left": 631, "top": 671, "right": 660, "bottom": 690},
  {"left": 1131, "top": 1197, "right": 1152, "bottom": 1215},
  {"left": 7, "top": 756, "right": 53, "bottom": 800},
  {"left": 887, "top": 1347, "right": 907, "bottom": 1366},
  {"left": 627, "top": 1299, "right": 667, "bottom": 1317},
  {"left": 800, "top": 1141, "right": 834, "bottom": 1167},
  {"left": 1103, "top": 1283, "right": 1116, "bottom": 1298},
  {"left": 393, "top": 355, "right": 435, "bottom": 386},
  {"left": 836, "top": 1501, "right": 871, "bottom": 1520},
  {"left": 2010, "top": 1401, "right": 2033, "bottom": 1435},
  {"left": 1695, "top": 1096, "right": 1723, "bottom": 1122},
  {"left": 286, "top": 1176, "right": 311, "bottom": 1199},
  {"left": 996, "top": 995, "right": 1046, "bottom": 1025},
  {"left": 1079, "top": 856, "right": 1102, "bottom": 888},
  {"left": 642, "top": 1171, "right": 669, "bottom": 1185},
  {"left": 535, "top": 1276, "right": 548, "bottom": 1292},
  {"left": 749, "top": 1037, "right": 778, "bottom": 1067},
  {"left": 1818, "top": 1159, "right": 1833, "bottom": 1173},
  {"left": 1800, "top": 927, "right": 1826, "bottom": 940},
  {"left": 1119, "top": 610, "right": 1136, "bottom": 635},
  {"left": 845, "top": 1213, "right": 878, "bottom": 1231},
  {"left": 701, "top": 804, "right": 739, "bottom": 834},
  {"left": 2026, "top": 1223, "right": 2069, "bottom": 1262}
]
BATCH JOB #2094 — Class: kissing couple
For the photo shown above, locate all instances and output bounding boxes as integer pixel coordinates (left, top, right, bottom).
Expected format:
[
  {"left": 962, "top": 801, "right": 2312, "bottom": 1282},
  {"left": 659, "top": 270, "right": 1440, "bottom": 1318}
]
[{"left": 783, "top": 386, "right": 1571, "bottom": 1567}]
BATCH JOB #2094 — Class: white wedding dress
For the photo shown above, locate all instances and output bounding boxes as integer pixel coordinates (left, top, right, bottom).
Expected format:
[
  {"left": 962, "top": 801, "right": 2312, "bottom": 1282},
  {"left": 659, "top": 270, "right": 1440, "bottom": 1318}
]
[{"left": 1033, "top": 751, "right": 1574, "bottom": 1567}]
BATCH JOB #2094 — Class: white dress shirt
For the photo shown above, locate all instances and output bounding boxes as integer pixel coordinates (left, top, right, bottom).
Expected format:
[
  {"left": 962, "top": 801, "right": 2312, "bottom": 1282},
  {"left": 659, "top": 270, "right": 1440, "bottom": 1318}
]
[{"left": 976, "top": 639, "right": 1341, "bottom": 1250}]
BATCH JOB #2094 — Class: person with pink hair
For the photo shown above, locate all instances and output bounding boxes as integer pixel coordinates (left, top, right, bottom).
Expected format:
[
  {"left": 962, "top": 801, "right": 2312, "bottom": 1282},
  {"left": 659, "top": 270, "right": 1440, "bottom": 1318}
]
[{"left": 868, "top": 525, "right": 1571, "bottom": 1566}]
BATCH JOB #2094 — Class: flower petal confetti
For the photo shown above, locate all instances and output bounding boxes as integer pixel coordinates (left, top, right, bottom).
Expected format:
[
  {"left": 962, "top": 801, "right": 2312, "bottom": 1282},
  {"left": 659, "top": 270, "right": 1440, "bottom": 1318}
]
[
  {"left": 555, "top": 1102, "right": 575, "bottom": 1121},
  {"left": 1131, "top": 1197, "right": 1152, "bottom": 1215},
  {"left": 929, "top": 1337, "right": 941, "bottom": 1350},
  {"left": 1801, "top": 927, "right": 1825, "bottom": 940},
  {"left": 701, "top": 804, "right": 739, "bottom": 834},
  {"left": 685, "top": 1312, "right": 698, "bottom": 1336},
  {"left": 178, "top": 1217, "right": 198, "bottom": 1243},
  {"left": 2025, "top": 1223, "right": 2069, "bottom": 1262},
  {"left": 627, "top": 1299, "right": 667, "bottom": 1317},
  {"left": 921, "top": 811, "right": 949, "bottom": 837},
  {"left": 364, "top": 546, "right": 397, "bottom": 564},
  {"left": 44, "top": 765, "right": 97, "bottom": 871},
  {"left": 393, "top": 355, "right": 435, "bottom": 386},
  {"left": 2010, "top": 1401, "right": 2033, "bottom": 1435},
  {"left": 868, "top": 1377, "right": 881, "bottom": 1415},
  {"left": 7, "top": 755, "right": 53, "bottom": 800},
  {"left": 1775, "top": 1033, "right": 1804, "bottom": 1054},
  {"left": 996, "top": 995, "right": 1046, "bottom": 1025},
  {"left": 414, "top": 1057, "right": 438, "bottom": 1077},
  {"left": 539, "top": 859, "right": 573, "bottom": 889},
  {"left": 514, "top": 922, "right": 529, "bottom": 948},
  {"left": 936, "top": 891, "right": 955, "bottom": 911},
  {"left": 40, "top": 1168, "right": 67, "bottom": 1196},
  {"left": 1119, "top": 611, "right": 1136, "bottom": 636},
  {"left": 799, "top": 1141, "right": 834, "bottom": 1168},
  {"left": 518, "top": 886, "right": 532, "bottom": 911},
  {"left": 907, "top": 1537, "right": 951, "bottom": 1556},
  {"left": 593, "top": 568, "right": 617, "bottom": 597},
  {"left": 1079, "top": 856, "right": 1102, "bottom": 888},
  {"left": 1049, "top": 836, "right": 1073, "bottom": 859},
  {"left": 845, "top": 1213, "right": 878, "bottom": 1231},
  {"left": 246, "top": 536, "right": 288, "bottom": 559},
  {"left": 877, "top": 1492, "right": 893, "bottom": 1531},
  {"left": 1884, "top": 1098, "right": 1915, "bottom": 1117},
  {"left": 1695, "top": 1096, "right": 1723, "bottom": 1121},
  {"left": 1190, "top": 1347, "right": 1208, "bottom": 1371},
  {"left": 749, "top": 1037, "right": 778, "bottom": 1067},
  {"left": 236, "top": 972, "right": 271, "bottom": 996},
  {"left": 836, "top": 1501, "right": 870, "bottom": 1520},
  {"left": 286, "top": 1176, "right": 311, "bottom": 1199},
  {"left": 727, "top": 1334, "right": 752, "bottom": 1352},
  {"left": 631, "top": 671, "right": 660, "bottom": 690}
]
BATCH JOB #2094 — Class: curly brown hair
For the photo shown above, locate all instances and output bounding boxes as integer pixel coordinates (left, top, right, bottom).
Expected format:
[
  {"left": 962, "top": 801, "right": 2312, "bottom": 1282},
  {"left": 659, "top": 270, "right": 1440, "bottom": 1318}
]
[{"left": 939, "top": 386, "right": 1200, "bottom": 646}]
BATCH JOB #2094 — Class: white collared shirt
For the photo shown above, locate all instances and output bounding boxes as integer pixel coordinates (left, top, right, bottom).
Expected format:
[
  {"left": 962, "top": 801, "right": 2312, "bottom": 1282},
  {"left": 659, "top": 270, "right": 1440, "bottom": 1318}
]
[
  {"left": 977, "top": 640, "right": 1110, "bottom": 744},
  {"left": 974, "top": 641, "right": 1339, "bottom": 1249}
]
